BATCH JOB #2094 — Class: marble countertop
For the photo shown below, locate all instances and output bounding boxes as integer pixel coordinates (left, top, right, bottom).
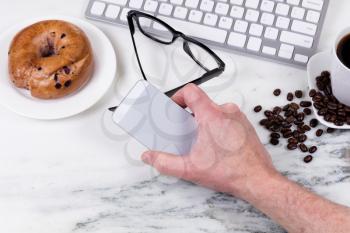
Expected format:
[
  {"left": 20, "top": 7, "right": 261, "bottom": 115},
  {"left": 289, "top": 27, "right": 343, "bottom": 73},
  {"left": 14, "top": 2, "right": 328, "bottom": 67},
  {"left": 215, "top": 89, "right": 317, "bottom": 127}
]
[{"left": 1, "top": 0, "right": 350, "bottom": 232}]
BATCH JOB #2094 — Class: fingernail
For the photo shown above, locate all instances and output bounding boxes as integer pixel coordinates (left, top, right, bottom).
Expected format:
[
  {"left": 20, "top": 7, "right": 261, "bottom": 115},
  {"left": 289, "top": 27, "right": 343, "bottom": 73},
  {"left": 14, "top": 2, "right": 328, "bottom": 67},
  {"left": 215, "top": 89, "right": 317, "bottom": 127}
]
[{"left": 141, "top": 152, "right": 151, "bottom": 164}]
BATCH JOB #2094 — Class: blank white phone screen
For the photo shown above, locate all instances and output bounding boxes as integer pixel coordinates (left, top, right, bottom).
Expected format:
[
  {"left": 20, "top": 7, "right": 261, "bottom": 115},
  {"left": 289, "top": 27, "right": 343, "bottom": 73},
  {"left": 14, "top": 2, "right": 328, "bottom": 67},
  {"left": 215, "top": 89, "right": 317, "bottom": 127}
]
[{"left": 113, "top": 80, "right": 198, "bottom": 156}]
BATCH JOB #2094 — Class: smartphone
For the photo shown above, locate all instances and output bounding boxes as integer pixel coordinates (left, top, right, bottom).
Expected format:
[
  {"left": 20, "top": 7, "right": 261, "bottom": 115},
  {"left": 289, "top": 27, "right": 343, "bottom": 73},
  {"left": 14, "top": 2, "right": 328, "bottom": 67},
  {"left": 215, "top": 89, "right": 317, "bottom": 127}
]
[{"left": 112, "top": 80, "right": 198, "bottom": 156}]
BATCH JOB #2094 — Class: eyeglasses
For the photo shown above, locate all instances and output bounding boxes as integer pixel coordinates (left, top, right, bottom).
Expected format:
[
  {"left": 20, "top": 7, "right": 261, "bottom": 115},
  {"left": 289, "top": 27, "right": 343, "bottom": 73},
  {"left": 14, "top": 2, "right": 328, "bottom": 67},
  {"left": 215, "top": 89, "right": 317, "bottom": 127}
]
[{"left": 109, "top": 10, "right": 225, "bottom": 111}]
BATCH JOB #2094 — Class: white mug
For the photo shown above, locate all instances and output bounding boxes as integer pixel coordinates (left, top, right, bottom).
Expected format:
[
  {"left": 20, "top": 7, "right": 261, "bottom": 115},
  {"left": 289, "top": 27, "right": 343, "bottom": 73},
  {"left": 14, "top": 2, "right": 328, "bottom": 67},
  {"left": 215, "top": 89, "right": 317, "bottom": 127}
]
[{"left": 331, "top": 28, "right": 350, "bottom": 107}]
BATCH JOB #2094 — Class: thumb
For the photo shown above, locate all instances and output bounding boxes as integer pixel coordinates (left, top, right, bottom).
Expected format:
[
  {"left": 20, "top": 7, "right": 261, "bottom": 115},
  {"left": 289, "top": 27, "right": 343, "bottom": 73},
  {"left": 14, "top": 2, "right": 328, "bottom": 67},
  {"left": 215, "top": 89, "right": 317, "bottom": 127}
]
[{"left": 142, "top": 151, "right": 187, "bottom": 178}]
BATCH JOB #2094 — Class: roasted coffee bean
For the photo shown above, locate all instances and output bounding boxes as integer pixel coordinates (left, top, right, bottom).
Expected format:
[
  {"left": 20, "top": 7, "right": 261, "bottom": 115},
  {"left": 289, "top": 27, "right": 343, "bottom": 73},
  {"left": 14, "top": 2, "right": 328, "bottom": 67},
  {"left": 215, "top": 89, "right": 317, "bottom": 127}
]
[
  {"left": 273, "top": 106, "right": 282, "bottom": 115},
  {"left": 296, "top": 112, "right": 305, "bottom": 121},
  {"left": 303, "top": 155, "right": 313, "bottom": 163},
  {"left": 264, "top": 110, "right": 273, "bottom": 117},
  {"left": 302, "top": 125, "right": 311, "bottom": 132},
  {"left": 297, "top": 126, "right": 306, "bottom": 134},
  {"left": 298, "top": 134, "right": 307, "bottom": 143},
  {"left": 309, "top": 146, "right": 318, "bottom": 154},
  {"left": 254, "top": 105, "right": 262, "bottom": 112},
  {"left": 288, "top": 138, "right": 298, "bottom": 144},
  {"left": 316, "top": 129, "right": 323, "bottom": 137},
  {"left": 303, "top": 108, "right": 312, "bottom": 115},
  {"left": 271, "top": 132, "right": 281, "bottom": 139},
  {"left": 300, "top": 101, "right": 312, "bottom": 107},
  {"left": 327, "top": 128, "right": 336, "bottom": 133},
  {"left": 295, "top": 90, "right": 303, "bottom": 98},
  {"left": 273, "top": 89, "right": 281, "bottom": 96},
  {"left": 290, "top": 102, "right": 300, "bottom": 110},
  {"left": 282, "top": 104, "right": 290, "bottom": 111},
  {"left": 318, "top": 108, "right": 327, "bottom": 116},
  {"left": 313, "top": 103, "right": 323, "bottom": 110},
  {"left": 310, "top": 119, "right": 319, "bottom": 128},
  {"left": 293, "top": 130, "right": 300, "bottom": 139},
  {"left": 287, "top": 143, "right": 298, "bottom": 150},
  {"left": 287, "top": 92, "right": 294, "bottom": 101},
  {"left": 282, "top": 122, "right": 292, "bottom": 128},
  {"left": 270, "top": 138, "right": 279, "bottom": 145},
  {"left": 284, "top": 110, "right": 294, "bottom": 117},
  {"left": 309, "top": 89, "right": 317, "bottom": 97},
  {"left": 327, "top": 102, "right": 337, "bottom": 110},
  {"left": 321, "top": 70, "right": 330, "bottom": 77},
  {"left": 294, "top": 120, "right": 304, "bottom": 126},
  {"left": 55, "top": 83, "right": 62, "bottom": 89},
  {"left": 299, "top": 143, "right": 308, "bottom": 153},
  {"left": 286, "top": 116, "right": 295, "bottom": 123},
  {"left": 335, "top": 121, "right": 344, "bottom": 126},
  {"left": 281, "top": 128, "right": 292, "bottom": 134},
  {"left": 64, "top": 80, "right": 72, "bottom": 88},
  {"left": 283, "top": 131, "right": 293, "bottom": 138}
]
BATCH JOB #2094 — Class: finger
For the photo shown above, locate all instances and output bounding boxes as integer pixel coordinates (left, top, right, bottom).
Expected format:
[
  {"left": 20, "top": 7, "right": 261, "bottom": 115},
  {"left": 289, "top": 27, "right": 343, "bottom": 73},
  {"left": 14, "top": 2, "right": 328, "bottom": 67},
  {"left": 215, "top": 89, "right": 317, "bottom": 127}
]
[
  {"left": 220, "top": 103, "right": 240, "bottom": 115},
  {"left": 171, "top": 84, "right": 216, "bottom": 117},
  {"left": 142, "top": 151, "right": 187, "bottom": 178}
]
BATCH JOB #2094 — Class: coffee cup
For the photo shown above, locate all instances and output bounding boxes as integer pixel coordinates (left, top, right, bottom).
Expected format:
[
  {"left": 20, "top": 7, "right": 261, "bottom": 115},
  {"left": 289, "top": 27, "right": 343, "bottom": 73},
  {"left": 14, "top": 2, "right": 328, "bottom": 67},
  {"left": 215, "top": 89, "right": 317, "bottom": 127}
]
[{"left": 331, "top": 28, "right": 350, "bottom": 107}]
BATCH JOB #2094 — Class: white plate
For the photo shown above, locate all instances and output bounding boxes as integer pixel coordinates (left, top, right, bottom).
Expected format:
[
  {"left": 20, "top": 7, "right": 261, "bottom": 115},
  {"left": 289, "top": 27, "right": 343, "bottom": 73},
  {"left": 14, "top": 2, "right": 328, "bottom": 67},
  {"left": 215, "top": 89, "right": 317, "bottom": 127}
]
[
  {"left": 307, "top": 50, "right": 350, "bottom": 129},
  {"left": 0, "top": 15, "right": 117, "bottom": 120}
]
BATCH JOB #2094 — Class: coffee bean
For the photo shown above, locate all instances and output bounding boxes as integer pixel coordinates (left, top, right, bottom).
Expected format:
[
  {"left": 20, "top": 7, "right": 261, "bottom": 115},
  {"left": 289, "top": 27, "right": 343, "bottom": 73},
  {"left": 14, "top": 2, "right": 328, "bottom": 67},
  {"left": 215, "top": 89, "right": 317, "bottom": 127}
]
[
  {"left": 63, "top": 66, "right": 70, "bottom": 75},
  {"left": 55, "top": 83, "right": 62, "bottom": 89},
  {"left": 271, "top": 132, "right": 281, "bottom": 139},
  {"left": 273, "top": 89, "right": 281, "bottom": 96},
  {"left": 326, "top": 128, "right": 335, "bottom": 133},
  {"left": 309, "top": 89, "right": 317, "bottom": 97},
  {"left": 254, "top": 105, "right": 262, "bottom": 112},
  {"left": 264, "top": 110, "right": 273, "bottom": 117},
  {"left": 316, "top": 129, "right": 323, "bottom": 137},
  {"left": 283, "top": 131, "right": 293, "bottom": 138},
  {"left": 302, "top": 125, "right": 311, "bottom": 132},
  {"left": 298, "top": 134, "right": 307, "bottom": 143},
  {"left": 295, "top": 90, "right": 303, "bottom": 98},
  {"left": 259, "top": 119, "right": 269, "bottom": 126},
  {"left": 303, "top": 108, "right": 312, "bottom": 115},
  {"left": 273, "top": 106, "right": 282, "bottom": 115},
  {"left": 270, "top": 138, "right": 279, "bottom": 146},
  {"left": 321, "top": 71, "right": 330, "bottom": 77},
  {"left": 296, "top": 112, "right": 305, "bottom": 121},
  {"left": 310, "top": 119, "right": 319, "bottom": 128},
  {"left": 288, "top": 138, "right": 298, "bottom": 144},
  {"left": 287, "top": 92, "right": 294, "bottom": 101},
  {"left": 299, "top": 143, "right": 308, "bottom": 153},
  {"left": 309, "top": 146, "right": 318, "bottom": 154},
  {"left": 303, "top": 155, "right": 313, "bottom": 163},
  {"left": 300, "top": 101, "right": 312, "bottom": 107},
  {"left": 287, "top": 143, "right": 298, "bottom": 150}
]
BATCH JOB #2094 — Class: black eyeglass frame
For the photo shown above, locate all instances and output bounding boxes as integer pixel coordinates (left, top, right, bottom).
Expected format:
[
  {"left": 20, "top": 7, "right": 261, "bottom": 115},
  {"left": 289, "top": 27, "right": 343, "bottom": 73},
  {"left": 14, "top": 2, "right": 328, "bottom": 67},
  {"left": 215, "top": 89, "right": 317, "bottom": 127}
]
[{"left": 109, "top": 10, "right": 225, "bottom": 112}]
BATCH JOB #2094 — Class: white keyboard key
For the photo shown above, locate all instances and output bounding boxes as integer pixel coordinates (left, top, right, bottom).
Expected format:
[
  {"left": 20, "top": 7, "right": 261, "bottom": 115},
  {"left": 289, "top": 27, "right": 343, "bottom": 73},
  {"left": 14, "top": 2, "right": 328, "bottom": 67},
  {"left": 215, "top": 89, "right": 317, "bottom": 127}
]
[
  {"left": 159, "top": 3, "right": 173, "bottom": 16},
  {"left": 260, "top": 0, "right": 275, "bottom": 12},
  {"left": 215, "top": 3, "right": 230, "bottom": 15},
  {"left": 302, "top": 0, "right": 323, "bottom": 11},
  {"left": 120, "top": 8, "right": 131, "bottom": 22},
  {"left": 230, "top": 6, "right": 245, "bottom": 18},
  {"left": 105, "top": 5, "right": 121, "bottom": 19},
  {"left": 245, "top": 9, "right": 260, "bottom": 22},
  {"left": 245, "top": 0, "right": 260, "bottom": 9},
  {"left": 287, "top": 0, "right": 300, "bottom": 5},
  {"left": 185, "top": 0, "right": 200, "bottom": 8},
  {"left": 188, "top": 10, "right": 203, "bottom": 22},
  {"left": 158, "top": 16, "right": 228, "bottom": 43},
  {"left": 291, "top": 7, "right": 305, "bottom": 19},
  {"left": 219, "top": 17, "right": 233, "bottom": 29},
  {"left": 294, "top": 54, "right": 309, "bottom": 63},
  {"left": 204, "top": 13, "right": 218, "bottom": 26},
  {"left": 249, "top": 23, "right": 263, "bottom": 36},
  {"left": 174, "top": 6, "right": 188, "bottom": 19},
  {"left": 262, "top": 46, "right": 277, "bottom": 55},
  {"left": 264, "top": 27, "right": 279, "bottom": 40},
  {"left": 228, "top": 32, "right": 247, "bottom": 47},
  {"left": 90, "top": 1, "right": 106, "bottom": 16},
  {"left": 200, "top": 0, "right": 215, "bottom": 12},
  {"left": 230, "top": 0, "right": 244, "bottom": 5},
  {"left": 261, "top": 13, "right": 275, "bottom": 25},
  {"left": 104, "top": 0, "right": 127, "bottom": 4},
  {"left": 171, "top": 0, "right": 183, "bottom": 5},
  {"left": 129, "top": 0, "right": 143, "bottom": 9},
  {"left": 234, "top": 20, "right": 248, "bottom": 33},
  {"left": 275, "top": 3, "right": 290, "bottom": 16},
  {"left": 247, "top": 37, "right": 262, "bottom": 51},
  {"left": 306, "top": 10, "right": 320, "bottom": 23},
  {"left": 278, "top": 43, "right": 294, "bottom": 59},
  {"left": 291, "top": 20, "right": 317, "bottom": 36},
  {"left": 144, "top": 0, "right": 158, "bottom": 12},
  {"left": 276, "top": 16, "right": 290, "bottom": 29},
  {"left": 280, "top": 31, "right": 314, "bottom": 48}
]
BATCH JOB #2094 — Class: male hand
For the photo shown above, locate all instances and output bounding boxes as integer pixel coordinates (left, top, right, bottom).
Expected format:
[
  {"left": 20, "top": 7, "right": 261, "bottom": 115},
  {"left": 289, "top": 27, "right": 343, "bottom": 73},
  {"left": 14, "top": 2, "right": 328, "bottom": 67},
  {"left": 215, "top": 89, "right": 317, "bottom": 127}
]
[{"left": 141, "top": 84, "right": 277, "bottom": 198}]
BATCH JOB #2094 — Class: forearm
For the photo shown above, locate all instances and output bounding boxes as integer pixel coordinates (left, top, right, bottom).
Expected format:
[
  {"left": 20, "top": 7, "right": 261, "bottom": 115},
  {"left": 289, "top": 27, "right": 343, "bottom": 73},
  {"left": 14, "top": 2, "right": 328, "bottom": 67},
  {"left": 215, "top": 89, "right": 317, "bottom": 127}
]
[{"left": 239, "top": 172, "right": 350, "bottom": 233}]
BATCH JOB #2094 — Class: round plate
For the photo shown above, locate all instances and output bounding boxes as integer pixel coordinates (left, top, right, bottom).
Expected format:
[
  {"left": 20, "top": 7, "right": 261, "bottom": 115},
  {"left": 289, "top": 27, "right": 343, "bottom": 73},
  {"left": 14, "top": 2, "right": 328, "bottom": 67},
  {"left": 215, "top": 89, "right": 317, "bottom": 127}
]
[
  {"left": 0, "top": 15, "right": 117, "bottom": 120},
  {"left": 307, "top": 50, "right": 350, "bottom": 129}
]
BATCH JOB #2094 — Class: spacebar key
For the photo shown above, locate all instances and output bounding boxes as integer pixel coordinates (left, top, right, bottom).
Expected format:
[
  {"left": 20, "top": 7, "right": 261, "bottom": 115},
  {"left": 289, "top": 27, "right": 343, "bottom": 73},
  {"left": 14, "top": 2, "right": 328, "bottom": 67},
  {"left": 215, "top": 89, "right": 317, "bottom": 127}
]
[{"left": 158, "top": 16, "right": 227, "bottom": 44}]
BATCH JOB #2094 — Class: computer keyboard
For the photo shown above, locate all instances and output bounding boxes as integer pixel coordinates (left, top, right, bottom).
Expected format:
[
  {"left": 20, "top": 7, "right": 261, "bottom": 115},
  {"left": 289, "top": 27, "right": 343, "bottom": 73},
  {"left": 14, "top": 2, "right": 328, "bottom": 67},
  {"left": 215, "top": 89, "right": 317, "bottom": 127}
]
[{"left": 85, "top": 0, "right": 329, "bottom": 68}]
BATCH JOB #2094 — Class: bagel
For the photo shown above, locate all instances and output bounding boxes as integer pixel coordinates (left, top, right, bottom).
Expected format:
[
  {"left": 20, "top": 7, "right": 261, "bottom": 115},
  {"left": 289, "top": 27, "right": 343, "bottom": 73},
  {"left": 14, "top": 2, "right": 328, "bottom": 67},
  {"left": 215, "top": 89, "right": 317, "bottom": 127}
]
[{"left": 8, "top": 20, "right": 94, "bottom": 99}]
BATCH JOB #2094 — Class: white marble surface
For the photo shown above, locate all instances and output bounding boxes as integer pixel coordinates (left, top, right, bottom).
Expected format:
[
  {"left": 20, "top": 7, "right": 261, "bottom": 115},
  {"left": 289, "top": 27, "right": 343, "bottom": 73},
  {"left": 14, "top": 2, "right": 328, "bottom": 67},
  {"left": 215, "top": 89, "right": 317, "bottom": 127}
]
[{"left": 1, "top": 0, "right": 350, "bottom": 232}]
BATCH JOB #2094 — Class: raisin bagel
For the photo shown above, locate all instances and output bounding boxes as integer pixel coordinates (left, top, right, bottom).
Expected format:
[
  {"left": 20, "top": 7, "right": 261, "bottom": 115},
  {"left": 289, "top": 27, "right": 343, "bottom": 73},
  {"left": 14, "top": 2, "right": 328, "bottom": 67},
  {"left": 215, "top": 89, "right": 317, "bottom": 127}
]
[{"left": 8, "top": 20, "right": 94, "bottom": 99}]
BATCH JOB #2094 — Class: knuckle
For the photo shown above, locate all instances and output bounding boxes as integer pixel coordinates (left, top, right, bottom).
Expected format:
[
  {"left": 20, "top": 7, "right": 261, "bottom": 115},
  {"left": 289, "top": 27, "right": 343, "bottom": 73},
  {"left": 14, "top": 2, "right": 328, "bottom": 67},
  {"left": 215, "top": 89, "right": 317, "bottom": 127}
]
[
  {"left": 184, "top": 83, "right": 199, "bottom": 93},
  {"left": 223, "top": 103, "right": 240, "bottom": 113}
]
